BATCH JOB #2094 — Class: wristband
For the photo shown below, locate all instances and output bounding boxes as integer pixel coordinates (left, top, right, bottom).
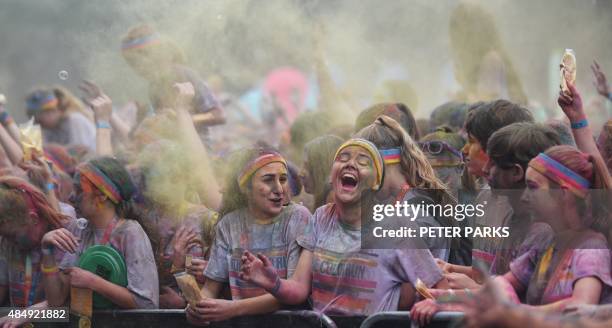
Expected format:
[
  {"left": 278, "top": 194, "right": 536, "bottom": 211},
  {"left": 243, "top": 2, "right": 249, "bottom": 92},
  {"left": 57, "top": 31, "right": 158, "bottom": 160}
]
[
  {"left": 269, "top": 276, "right": 281, "bottom": 295},
  {"left": 570, "top": 119, "right": 588, "bottom": 129},
  {"left": 41, "top": 264, "right": 59, "bottom": 274},
  {"left": 46, "top": 182, "right": 56, "bottom": 192},
  {"left": 96, "top": 121, "right": 111, "bottom": 129}
]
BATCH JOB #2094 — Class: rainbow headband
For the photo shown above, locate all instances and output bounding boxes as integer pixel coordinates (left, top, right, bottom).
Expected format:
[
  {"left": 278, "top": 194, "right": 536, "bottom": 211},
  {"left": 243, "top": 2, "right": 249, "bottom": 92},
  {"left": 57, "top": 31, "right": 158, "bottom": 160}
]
[
  {"left": 27, "top": 94, "right": 57, "bottom": 112},
  {"left": 76, "top": 163, "right": 122, "bottom": 204},
  {"left": 529, "top": 153, "right": 591, "bottom": 198},
  {"left": 380, "top": 148, "right": 401, "bottom": 165},
  {"left": 121, "top": 33, "right": 161, "bottom": 51},
  {"left": 334, "top": 138, "right": 384, "bottom": 190},
  {"left": 237, "top": 153, "right": 287, "bottom": 188}
]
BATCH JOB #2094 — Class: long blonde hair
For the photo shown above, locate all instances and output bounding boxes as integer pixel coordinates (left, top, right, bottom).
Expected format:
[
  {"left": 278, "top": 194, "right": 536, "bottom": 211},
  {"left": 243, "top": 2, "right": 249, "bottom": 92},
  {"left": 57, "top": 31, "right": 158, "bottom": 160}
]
[{"left": 355, "top": 115, "right": 456, "bottom": 205}]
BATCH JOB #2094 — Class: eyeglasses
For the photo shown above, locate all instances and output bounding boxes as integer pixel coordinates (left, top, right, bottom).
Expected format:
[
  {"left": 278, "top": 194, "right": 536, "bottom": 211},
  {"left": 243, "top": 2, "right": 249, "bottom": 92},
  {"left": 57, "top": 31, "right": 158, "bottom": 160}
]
[{"left": 418, "top": 141, "right": 463, "bottom": 161}]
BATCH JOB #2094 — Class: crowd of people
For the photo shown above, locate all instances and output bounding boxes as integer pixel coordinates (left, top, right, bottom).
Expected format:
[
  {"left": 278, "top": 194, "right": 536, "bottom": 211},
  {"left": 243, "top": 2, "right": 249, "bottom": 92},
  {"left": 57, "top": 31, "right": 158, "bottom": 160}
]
[{"left": 1, "top": 5, "right": 612, "bottom": 327}]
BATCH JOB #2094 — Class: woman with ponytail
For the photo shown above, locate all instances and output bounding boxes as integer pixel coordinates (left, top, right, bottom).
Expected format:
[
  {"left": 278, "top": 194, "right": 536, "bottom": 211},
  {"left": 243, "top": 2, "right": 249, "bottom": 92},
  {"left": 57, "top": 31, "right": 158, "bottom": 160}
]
[
  {"left": 41, "top": 157, "right": 159, "bottom": 309},
  {"left": 355, "top": 115, "right": 457, "bottom": 261}
]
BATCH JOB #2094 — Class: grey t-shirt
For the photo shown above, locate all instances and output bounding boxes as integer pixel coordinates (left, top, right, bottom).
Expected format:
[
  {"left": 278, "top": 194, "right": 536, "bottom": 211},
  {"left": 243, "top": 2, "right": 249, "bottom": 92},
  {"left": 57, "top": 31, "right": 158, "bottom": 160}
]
[
  {"left": 298, "top": 204, "right": 443, "bottom": 316},
  {"left": 402, "top": 189, "right": 451, "bottom": 261},
  {"left": 42, "top": 111, "right": 96, "bottom": 152},
  {"left": 204, "top": 203, "right": 310, "bottom": 300},
  {"left": 59, "top": 219, "right": 159, "bottom": 309}
]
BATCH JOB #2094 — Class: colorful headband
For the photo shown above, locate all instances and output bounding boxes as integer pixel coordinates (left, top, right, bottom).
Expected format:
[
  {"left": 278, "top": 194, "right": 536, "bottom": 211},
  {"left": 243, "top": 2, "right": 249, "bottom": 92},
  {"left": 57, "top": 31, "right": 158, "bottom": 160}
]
[
  {"left": 44, "top": 148, "right": 74, "bottom": 176},
  {"left": 26, "top": 93, "right": 57, "bottom": 112},
  {"left": 76, "top": 163, "right": 122, "bottom": 204},
  {"left": 334, "top": 138, "right": 384, "bottom": 190},
  {"left": 380, "top": 148, "right": 401, "bottom": 165},
  {"left": 121, "top": 33, "right": 162, "bottom": 51},
  {"left": 528, "top": 153, "right": 591, "bottom": 198},
  {"left": 237, "top": 153, "right": 287, "bottom": 189}
]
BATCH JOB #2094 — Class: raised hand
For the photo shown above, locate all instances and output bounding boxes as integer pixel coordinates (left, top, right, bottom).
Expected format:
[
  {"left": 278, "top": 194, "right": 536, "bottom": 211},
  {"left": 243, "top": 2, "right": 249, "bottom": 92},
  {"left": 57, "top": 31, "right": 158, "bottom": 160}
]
[
  {"left": 171, "top": 226, "right": 199, "bottom": 256},
  {"left": 239, "top": 251, "right": 279, "bottom": 291},
  {"left": 558, "top": 80, "right": 585, "bottom": 122},
  {"left": 186, "top": 258, "right": 207, "bottom": 283},
  {"left": 19, "top": 154, "right": 53, "bottom": 188},
  {"left": 591, "top": 60, "right": 610, "bottom": 98},
  {"left": 80, "top": 80, "right": 112, "bottom": 122}
]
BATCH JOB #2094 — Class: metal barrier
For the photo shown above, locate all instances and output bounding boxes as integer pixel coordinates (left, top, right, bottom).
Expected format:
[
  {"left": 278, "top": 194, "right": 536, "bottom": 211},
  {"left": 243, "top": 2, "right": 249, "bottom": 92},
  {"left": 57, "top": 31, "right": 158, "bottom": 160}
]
[
  {"left": 31, "top": 310, "right": 463, "bottom": 328},
  {"left": 53, "top": 309, "right": 336, "bottom": 328},
  {"left": 359, "top": 311, "right": 464, "bottom": 328}
]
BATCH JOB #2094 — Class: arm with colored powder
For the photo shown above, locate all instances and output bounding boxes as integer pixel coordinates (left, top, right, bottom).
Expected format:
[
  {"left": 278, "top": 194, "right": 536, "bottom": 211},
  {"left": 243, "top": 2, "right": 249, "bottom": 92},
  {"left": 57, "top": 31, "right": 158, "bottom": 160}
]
[
  {"left": 559, "top": 81, "right": 611, "bottom": 184},
  {"left": 79, "top": 80, "right": 131, "bottom": 144},
  {"left": 174, "top": 82, "right": 222, "bottom": 210},
  {"left": 239, "top": 249, "right": 313, "bottom": 305},
  {"left": 0, "top": 122, "right": 23, "bottom": 165},
  {"left": 40, "top": 229, "right": 138, "bottom": 309},
  {"left": 40, "top": 229, "right": 77, "bottom": 306},
  {"left": 186, "top": 274, "right": 282, "bottom": 323},
  {"left": 19, "top": 155, "right": 60, "bottom": 211}
]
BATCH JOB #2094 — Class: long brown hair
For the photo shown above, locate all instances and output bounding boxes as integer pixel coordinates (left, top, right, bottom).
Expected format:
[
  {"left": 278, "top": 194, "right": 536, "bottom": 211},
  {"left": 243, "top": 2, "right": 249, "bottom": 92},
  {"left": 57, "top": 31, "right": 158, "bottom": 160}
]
[
  {"left": 354, "top": 115, "right": 455, "bottom": 205},
  {"left": 542, "top": 145, "right": 611, "bottom": 235}
]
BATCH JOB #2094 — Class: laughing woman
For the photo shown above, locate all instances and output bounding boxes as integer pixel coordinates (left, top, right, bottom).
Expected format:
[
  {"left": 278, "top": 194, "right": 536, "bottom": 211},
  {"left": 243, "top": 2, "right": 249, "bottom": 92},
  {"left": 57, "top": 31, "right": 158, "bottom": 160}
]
[
  {"left": 40, "top": 157, "right": 159, "bottom": 309},
  {"left": 186, "top": 148, "right": 310, "bottom": 324},
  {"left": 240, "top": 138, "right": 448, "bottom": 315}
]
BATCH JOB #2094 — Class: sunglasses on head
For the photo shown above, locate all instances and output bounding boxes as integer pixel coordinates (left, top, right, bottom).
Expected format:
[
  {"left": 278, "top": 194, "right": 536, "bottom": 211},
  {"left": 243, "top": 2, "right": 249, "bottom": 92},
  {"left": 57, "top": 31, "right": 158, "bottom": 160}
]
[{"left": 418, "top": 141, "right": 463, "bottom": 160}]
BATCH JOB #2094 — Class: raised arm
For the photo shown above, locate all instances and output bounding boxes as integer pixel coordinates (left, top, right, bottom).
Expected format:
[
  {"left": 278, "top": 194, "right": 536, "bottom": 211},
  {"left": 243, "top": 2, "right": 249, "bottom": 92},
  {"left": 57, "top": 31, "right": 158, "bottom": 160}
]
[
  {"left": 592, "top": 60, "right": 611, "bottom": 102},
  {"left": 174, "top": 83, "right": 222, "bottom": 210},
  {"left": 0, "top": 122, "right": 23, "bottom": 165},
  {"left": 558, "top": 80, "right": 611, "bottom": 184}
]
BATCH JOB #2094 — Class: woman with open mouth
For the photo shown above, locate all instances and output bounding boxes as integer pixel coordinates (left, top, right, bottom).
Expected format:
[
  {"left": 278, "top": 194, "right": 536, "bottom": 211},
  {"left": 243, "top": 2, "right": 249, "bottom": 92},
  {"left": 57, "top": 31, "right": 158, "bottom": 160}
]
[
  {"left": 239, "top": 138, "right": 448, "bottom": 316},
  {"left": 186, "top": 147, "right": 311, "bottom": 324}
]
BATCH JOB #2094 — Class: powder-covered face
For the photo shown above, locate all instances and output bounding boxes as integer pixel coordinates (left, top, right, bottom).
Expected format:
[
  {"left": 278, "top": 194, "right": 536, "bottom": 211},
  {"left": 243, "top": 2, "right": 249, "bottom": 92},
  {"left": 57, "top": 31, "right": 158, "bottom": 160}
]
[
  {"left": 483, "top": 159, "right": 520, "bottom": 190},
  {"left": 246, "top": 162, "right": 288, "bottom": 219},
  {"left": 330, "top": 145, "right": 375, "bottom": 205},
  {"left": 71, "top": 176, "right": 101, "bottom": 219},
  {"left": 34, "top": 107, "right": 62, "bottom": 129},
  {"left": 0, "top": 215, "right": 46, "bottom": 250},
  {"left": 462, "top": 134, "right": 489, "bottom": 177},
  {"left": 521, "top": 167, "right": 563, "bottom": 226}
]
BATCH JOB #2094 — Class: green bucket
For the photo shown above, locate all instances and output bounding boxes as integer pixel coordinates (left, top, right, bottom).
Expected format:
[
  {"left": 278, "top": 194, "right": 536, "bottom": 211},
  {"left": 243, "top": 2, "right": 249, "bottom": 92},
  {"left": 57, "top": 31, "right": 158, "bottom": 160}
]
[{"left": 77, "top": 245, "right": 128, "bottom": 309}]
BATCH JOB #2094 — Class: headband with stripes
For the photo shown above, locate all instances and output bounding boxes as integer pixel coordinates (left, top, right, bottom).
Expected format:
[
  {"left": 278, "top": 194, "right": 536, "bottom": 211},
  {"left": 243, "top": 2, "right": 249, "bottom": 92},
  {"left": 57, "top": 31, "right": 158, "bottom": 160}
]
[
  {"left": 528, "top": 153, "right": 591, "bottom": 198},
  {"left": 76, "top": 163, "right": 123, "bottom": 204}
]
